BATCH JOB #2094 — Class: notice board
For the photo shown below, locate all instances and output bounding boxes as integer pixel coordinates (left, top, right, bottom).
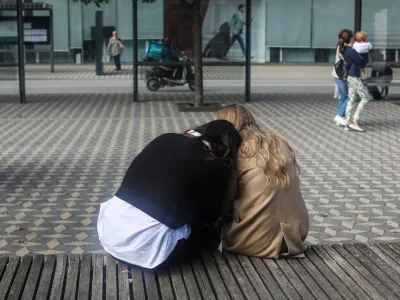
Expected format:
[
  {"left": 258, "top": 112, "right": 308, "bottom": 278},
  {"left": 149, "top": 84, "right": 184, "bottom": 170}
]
[{"left": 0, "top": 16, "right": 51, "bottom": 44}]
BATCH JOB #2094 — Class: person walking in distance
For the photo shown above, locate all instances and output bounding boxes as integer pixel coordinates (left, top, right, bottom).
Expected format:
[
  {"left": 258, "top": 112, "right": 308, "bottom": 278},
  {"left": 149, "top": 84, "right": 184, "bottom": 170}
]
[
  {"left": 222, "top": 4, "right": 253, "bottom": 60},
  {"left": 107, "top": 31, "right": 124, "bottom": 71},
  {"left": 332, "top": 29, "right": 350, "bottom": 127},
  {"left": 341, "top": 30, "right": 369, "bottom": 132}
]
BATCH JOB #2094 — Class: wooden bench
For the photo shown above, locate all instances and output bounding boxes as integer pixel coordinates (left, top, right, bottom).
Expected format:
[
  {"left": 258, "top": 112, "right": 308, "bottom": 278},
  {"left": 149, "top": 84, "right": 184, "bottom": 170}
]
[
  {"left": 1, "top": 243, "right": 400, "bottom": 300},
  {"left": 366, "top": 81, "right": 400, "bottom": 87}
]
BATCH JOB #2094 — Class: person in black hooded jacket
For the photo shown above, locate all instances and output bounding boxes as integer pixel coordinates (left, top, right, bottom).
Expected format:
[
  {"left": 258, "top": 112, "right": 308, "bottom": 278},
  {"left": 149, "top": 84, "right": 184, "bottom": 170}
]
[{"left": 97, "top": 120, "right": 241, "bottom": 271}]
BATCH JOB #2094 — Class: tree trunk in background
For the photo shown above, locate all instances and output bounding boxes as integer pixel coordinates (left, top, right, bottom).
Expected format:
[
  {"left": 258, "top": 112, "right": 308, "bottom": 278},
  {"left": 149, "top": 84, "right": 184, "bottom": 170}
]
[{"left": 193, "top": 0, "right": 203, "bottom": 106}]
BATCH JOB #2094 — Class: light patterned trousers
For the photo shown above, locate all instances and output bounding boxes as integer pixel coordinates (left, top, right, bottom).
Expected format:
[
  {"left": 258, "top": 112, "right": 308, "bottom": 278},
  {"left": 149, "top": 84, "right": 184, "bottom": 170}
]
[{"left": 346, "top": 76, "right": 370, "bottom": 123}]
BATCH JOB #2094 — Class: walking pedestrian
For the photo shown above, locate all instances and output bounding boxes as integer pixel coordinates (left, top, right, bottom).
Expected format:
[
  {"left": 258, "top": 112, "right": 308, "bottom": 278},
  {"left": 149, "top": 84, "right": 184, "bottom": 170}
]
[
  {"left": 332, "top": 29, "right": 350, "bottom": 127},
  {"left": 340, "top": 30, "right": 369, "bottom": 132},
  {"left": 222, "top": 4, "right": 253, "bottom": 59},
  {"left": 107, "top": 31, "right": 124, "bottom": 71}
]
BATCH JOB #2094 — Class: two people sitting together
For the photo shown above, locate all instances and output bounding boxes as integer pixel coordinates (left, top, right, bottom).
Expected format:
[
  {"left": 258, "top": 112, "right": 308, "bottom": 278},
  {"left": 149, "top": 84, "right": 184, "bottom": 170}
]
[{"left": 97, "top": 105, "right": 309, "bottom": 271}]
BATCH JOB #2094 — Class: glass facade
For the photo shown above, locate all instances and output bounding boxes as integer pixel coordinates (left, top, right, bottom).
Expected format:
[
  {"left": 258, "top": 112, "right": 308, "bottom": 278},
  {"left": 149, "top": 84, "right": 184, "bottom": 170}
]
[
  {"left": 1, "top": 0, "right": 400, "bottom": 65},
  {"left": 362, "top": 0, "right": 400, "bottom": 63}
]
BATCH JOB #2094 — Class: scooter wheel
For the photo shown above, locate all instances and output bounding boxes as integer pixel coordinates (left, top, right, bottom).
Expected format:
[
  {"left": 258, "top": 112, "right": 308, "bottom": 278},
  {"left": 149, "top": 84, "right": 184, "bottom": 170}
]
[
  {"left": 189, "top": 81, "right": 195, "bottom": 91},
  {"left": 146, "top": 78, "right": 160, "bottom": 92}
]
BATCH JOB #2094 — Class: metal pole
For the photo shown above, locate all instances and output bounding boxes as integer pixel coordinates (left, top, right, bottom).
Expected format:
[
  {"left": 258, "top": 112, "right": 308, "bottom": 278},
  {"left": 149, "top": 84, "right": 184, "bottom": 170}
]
[
  {"left": 132, "top": 0, "right": 138, "bottom": 102},
  {"left": 354, "top": 0, "right": 362, "bottom": 32},
  {"left": 17, "top": 0, "right": 26, "bottom": 103},
  {"left": 95, "top": 10, "right": 103, "bottom": 75},
  {"left": 50, "top": 9, "right": 54, "bottom": 73},
  {"left": 245, "top": 0, "right": 251, "bottom": 102},
  {"left": 193, "top": 0, "right": 203, "bottom": 107}
]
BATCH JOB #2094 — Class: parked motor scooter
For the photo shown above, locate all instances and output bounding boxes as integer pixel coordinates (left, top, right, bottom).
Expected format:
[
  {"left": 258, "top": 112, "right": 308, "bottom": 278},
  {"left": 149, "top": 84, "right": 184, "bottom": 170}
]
[{"left": 145, "top": 54, "right": 195, "bottom": 92}]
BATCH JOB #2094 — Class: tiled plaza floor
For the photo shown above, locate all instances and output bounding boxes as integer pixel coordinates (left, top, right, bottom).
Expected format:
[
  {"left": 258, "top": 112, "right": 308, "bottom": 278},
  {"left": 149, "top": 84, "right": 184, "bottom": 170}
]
[{"left": 0, "top": 93, "right": 399, "bottom": 256}]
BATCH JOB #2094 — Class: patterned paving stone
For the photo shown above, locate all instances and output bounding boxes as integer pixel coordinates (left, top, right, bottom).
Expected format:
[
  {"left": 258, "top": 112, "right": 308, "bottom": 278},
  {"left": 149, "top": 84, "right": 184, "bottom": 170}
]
[{"left": 0, "top": 93, "right": 399, "bottom": 255}]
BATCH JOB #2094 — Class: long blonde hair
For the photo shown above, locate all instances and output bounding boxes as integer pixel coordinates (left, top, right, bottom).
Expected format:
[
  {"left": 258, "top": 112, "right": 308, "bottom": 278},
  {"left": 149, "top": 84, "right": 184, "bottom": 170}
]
[{"left": 215, "top": 104, "right": 297, "bottom": 188}]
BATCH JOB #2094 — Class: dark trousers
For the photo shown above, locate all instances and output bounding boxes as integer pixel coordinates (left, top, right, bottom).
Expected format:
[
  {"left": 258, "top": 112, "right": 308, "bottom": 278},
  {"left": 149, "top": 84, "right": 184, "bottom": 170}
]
[
  {"left": 224, "top": 34, "right": 246, "bottom": 56},
  {"left": 113, "top": 54, "right": 121, "bottom": 70}
]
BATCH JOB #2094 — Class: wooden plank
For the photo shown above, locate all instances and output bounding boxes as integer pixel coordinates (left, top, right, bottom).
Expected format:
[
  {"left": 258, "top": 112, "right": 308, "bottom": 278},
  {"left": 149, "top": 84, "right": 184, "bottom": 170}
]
[
  {"left": 131, "top": 267, "right": 146, "bottom": 300},
  {"left": 0, "top": 257, "right": 8, "bottom": 282},
  {"left": 305, "top": 248, "right": 355, "bottom": 299},
  {"left": 374, "top": 243, "right": 400, "bottom": 270},
  {"left": 7, "top": 256, "right": 32, "bottom": 300},
  {"left": 49, "top": 254, "right": 67, "bottom": 300},
  {"left": 387, "top": 243, "right": 400, "bottom": 260},
  {"left": 143, "top": 271, "right": 160, "bottom": 300},
  {"left": 262, "top": 258, "right": 301, "bottom": 300},
  {"left": 64, "top": 255, "right": 80, "bottom": 300},
  {"left": 191, "top": 257, "right": 217, "bottom": 300},
  {"left": 355, "top": 244, "right": 400, "bottom": 287},
  {"left": 21, "top": 255, "right": 44, "bottom": 300},
  {"left": 118, "top": 262, "right": 131, "bottom": 300},
  {"left": 222, "top": 252, "right": 259, "bottom": 300},
  {"left": 0, "top": 256, "right": 19, "bottom": 300},
  {"left": 286, "top": 259, "right": 330, "bottom": 300},
  {"left": 36, "top": 255, "right": 56, "bottom": 300},
  {"left": 312, "top": 247, "right": 369, "bottom": 300},
  {"left": 169, "top": 266, "right": 189, "bottom": 300},
  {"left": 297, "top": 257, "right": 343, "bottom": 300},
  {"left": 369, "top": 244, "right": 400, "bottom": 274},
  {"left": 343, "top": 244, "right": 400, "bottom": 297},
  {"left": 181, "top": 262, "right": 202, "bottom": 300},
  {"left": 236, "top": 255, "right": 272, "bottom": 300},
  {"left": 91, "top": 254, "right": 104, "bottom": 300},
  {"left": 250, "top": 257, "right": 287, "bottom": 300},
  {"left": 157, "top": 269, "right": 175, "bottom": 300},
  {"left": 201, "top": 252, "right": 231, "bottom": 300},
  {"left": 327, "top": 245, "right": 389, "bottom": 300},
  {"left": 275, "top": 259, "right": 315, "bottom": 300},
  {"left": 389, "top": 243, "right": 400, "bottom": 254},
  {"left": 106, "top": 256, "right": 118, "bottom": 300},
  {"left": 211, "top": 250, "right": 245, "bottom": 300},
  {"left": 78, "top": 254, "right": 92, "bottom": 300}
]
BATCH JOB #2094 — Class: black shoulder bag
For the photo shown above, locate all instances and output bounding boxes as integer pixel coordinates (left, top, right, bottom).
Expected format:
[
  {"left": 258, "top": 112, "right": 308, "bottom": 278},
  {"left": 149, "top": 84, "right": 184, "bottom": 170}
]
[{"left": 334, "top": 54, "right": 347, "bottom": 80}]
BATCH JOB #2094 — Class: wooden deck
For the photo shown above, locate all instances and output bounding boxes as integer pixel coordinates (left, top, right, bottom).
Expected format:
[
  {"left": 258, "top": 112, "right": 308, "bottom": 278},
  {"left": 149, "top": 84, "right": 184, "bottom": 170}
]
[{"left": 1, "top": 243, "right": 400, "bottom": 300}]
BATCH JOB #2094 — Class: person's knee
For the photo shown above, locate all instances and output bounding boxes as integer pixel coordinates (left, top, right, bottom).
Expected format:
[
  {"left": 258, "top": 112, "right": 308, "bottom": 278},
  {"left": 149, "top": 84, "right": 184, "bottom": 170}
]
[{"left": 360, "top": 98, "right": 369, "bottom": 106}]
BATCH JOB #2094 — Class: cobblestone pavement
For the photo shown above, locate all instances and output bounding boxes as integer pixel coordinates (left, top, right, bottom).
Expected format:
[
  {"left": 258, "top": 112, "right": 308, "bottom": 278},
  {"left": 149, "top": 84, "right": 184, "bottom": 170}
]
[
  {"left": 0, "top": 93, "right": 399, "bottom": 256},
  {"left": 2, "top": 64, "right": 400, "bottom": 81}
]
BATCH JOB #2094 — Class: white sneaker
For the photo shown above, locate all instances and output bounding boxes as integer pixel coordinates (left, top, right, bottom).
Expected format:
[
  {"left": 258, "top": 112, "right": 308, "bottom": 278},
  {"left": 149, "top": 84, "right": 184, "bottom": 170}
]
[
  {"left": 349, "top": 123, "right": 365, "bottom": 132},
  {"left": 334, "top": 116, "right": 346, "bottom": 127},
  {"left": 334, "top": 93, "right": 339, "bottom": 99}
]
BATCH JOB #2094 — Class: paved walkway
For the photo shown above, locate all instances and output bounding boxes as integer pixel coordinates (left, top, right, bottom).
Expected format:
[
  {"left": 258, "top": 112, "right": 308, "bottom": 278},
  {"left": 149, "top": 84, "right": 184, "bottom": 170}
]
[
  {"left": 2, "top": 64, "right": 400, "bottom": 81},
  {"left": 0, "top": 93, "right": 399, "bottom": 256},
  {"left": 2, "top": 64, "right": 400, "bottom": 96}
]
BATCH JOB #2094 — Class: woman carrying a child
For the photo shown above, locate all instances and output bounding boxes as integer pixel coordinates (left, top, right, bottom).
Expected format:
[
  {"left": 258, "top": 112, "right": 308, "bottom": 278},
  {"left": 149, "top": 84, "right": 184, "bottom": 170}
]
[{"left": 340, "top": 29, "right": 370, "bottom": 132}]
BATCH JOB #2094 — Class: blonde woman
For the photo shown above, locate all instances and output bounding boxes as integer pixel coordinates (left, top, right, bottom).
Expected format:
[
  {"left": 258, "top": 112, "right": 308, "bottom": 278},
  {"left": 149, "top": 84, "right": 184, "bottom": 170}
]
[{"left": 216, "top": 104, "right": 309, "bottom": 258}]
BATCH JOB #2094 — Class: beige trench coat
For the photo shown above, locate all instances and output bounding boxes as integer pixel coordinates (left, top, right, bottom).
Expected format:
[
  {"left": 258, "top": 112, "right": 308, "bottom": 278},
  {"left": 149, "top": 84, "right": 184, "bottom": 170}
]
[{"left": 223, "top": 145, "right": 309, "bottom": 259}]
